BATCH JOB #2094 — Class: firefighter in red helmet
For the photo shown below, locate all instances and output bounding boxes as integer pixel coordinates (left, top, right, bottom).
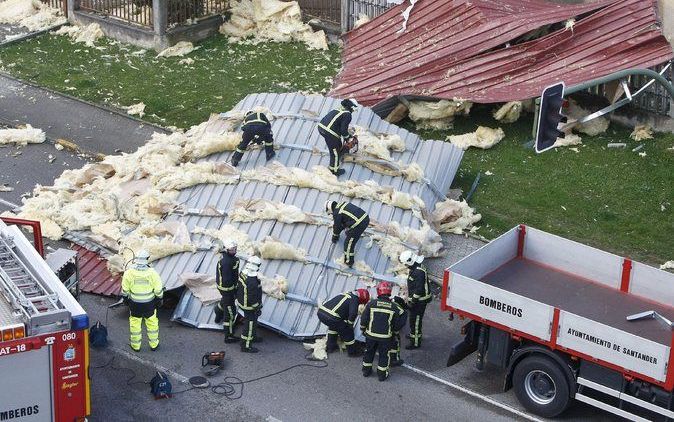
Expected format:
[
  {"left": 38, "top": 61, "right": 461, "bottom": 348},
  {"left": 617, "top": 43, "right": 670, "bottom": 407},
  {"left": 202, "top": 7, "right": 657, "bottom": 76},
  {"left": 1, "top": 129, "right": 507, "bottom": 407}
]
[
  {"left": 361, "top": 282, "right": 407, "bottom": 381},
  {"left": 317, "top": 289, "right": 370, "bottom": 357}
]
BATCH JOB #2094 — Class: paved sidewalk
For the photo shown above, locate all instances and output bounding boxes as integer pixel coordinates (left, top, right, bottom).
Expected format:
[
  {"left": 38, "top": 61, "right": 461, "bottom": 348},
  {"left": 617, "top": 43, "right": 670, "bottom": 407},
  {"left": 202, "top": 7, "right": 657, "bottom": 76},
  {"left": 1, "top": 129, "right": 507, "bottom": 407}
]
[{"left": 0, "top": 73, "right": 167, "bottom": 155}]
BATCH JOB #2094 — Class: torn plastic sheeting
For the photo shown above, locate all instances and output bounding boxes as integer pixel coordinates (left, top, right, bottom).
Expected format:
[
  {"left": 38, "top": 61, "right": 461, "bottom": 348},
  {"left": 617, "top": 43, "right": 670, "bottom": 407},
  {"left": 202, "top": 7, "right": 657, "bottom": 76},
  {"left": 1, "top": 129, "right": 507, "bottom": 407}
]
[
  {"left": 396, "top": 0, "right": 417, "bottom": 34},
  {"left": 180, "top": 272, "right": 221, "bottom": 305}
]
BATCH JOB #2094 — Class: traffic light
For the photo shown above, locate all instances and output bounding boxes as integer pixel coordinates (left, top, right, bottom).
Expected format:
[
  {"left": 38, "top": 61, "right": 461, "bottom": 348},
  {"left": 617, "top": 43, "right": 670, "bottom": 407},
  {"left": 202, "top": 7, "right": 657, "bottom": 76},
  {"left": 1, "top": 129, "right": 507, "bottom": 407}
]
[{"left": 535, "top": 82, "right": 567, "bottom": 153}]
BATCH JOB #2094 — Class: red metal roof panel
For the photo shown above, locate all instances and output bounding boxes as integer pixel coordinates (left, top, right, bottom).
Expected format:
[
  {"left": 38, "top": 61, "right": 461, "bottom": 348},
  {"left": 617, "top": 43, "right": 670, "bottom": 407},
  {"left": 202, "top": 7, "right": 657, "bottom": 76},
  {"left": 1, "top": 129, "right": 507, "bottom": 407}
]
[
  {"left": 332, "top": 0, "right": 673, "bottom": 105},
  {"left": 72, "top": 245, "right": 121, "bottom": 296}
]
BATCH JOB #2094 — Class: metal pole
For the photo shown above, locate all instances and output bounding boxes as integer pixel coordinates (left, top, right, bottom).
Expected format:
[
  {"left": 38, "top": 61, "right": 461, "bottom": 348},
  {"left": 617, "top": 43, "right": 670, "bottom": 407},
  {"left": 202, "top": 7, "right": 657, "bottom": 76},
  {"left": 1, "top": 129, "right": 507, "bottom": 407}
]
[{"left": 566, "top": 68, "right": 674, "bottom": 99}]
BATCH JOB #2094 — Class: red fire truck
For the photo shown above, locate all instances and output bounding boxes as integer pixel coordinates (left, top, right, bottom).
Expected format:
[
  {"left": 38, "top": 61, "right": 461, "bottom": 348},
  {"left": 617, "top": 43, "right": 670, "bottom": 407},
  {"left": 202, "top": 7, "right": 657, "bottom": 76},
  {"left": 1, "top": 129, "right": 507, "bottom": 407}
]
[
  {"left": 443, "top": 225, "right": 674, "bottom": 421},
  {"left": 0, "top": 218, "right": 90, "bottom": 421}
]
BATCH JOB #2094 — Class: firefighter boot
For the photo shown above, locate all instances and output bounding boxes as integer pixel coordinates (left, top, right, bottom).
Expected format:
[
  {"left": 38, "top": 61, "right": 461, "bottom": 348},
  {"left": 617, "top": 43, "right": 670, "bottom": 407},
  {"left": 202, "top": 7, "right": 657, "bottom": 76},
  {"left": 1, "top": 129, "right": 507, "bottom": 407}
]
[
  {"left": 224, "top": 334, "right": 240, "bottom": 344},
  {"left": 347, "top": 344, "right": 363, "bottom": 357},
  {"left": 241, "top": 346, "right": 259, "bottom": 353},
  {"left": 378, "top": 370, "right": 389, "bottom": 382},
  {"left": 405, "top": 342, "right": 421, "bottom": 350},
  {"left": 332, "top": 168, "right": 346, "bottom": 177},
  {"left": 390, "top": 358, "right": 404, "bottom": 367},
  {"left": 214, "top": 307, "right": 224, "bottom": 324},
  {"left": 266, "top": 150, "right": 276, "bottom": 161},
  {"left": 362, "top": 366, "right": 372, "bottom": 377}
]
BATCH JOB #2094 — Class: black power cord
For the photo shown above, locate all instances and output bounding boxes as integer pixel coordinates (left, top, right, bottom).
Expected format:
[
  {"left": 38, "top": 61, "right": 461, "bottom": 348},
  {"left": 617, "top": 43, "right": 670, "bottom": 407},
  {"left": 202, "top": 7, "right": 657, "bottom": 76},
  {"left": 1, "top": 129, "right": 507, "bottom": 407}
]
[{"left": 90, "top": 356, "right": 149, "bottom": 387}]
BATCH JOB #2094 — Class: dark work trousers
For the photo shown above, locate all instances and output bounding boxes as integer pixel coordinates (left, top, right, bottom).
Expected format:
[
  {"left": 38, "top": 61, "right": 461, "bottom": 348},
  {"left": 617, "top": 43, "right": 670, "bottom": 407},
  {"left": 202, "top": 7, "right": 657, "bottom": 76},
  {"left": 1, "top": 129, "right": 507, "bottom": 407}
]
[
  {"left": 232, "top": 127, "right": 274, "bottom": 163},
  {"left": 389, "top": 332, "right": 401, "bottom": 362},
  {"left": 409, "top": 302, "right": 427, "bottom": 347},
  {"left": 215, "top": 293, "right": 236, "bottom": 337},
  {"left": 240, "top": 309, "right": 259, "bottom": 350},
  {"left": 318, "top": 129, "right": 342, "bottom": 174},
  {"left": 317, "top": 310, "right": 356, "bottom": 352},
  {"left": 344, "top": 216, "right": 369, "bottom": 266},
  {"left": 362, "top": 337, "right": 392, "bottom": 378}
]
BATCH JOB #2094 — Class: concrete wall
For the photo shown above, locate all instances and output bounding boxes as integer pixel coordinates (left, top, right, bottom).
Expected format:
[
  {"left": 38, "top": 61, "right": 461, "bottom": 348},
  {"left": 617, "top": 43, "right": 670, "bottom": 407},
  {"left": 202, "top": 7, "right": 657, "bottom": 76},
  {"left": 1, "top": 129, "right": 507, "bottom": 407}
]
[{"left": 658, "top": 0, "right": 674, "bottom": 51}]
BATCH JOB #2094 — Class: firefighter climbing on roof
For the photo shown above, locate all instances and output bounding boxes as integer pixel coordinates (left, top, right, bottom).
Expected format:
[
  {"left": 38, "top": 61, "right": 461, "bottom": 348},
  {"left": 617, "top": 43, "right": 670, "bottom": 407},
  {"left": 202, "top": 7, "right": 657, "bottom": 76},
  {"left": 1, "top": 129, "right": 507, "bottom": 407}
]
[
  {"left": 231, "top": 110, "right": 275, "bottom": 167},
  {"left": 325, "top": 200, "right": 370, "bottom": 268},
  {"left": 399, "top": 250, "right": 431, "bottom": 349},
  {"left": 121, "top": 250, "right": 163, "bottom": 352},
  {"left": 236, "top": 256, "right": 263, "bottom": 353},
  {"left": 317, "top": 289, "right": 370, "bottom": 357},
  {"left": 389, "top": 295, "right": 408, "bottom": 367},
  {"left": 317, "top": 99, "right": 357, "bottom": 176},
  {"left": 361, "top": 282, "right": 407, "bottom": 381},
  {"left": 214, "top": 240, "right": 240, "bottom": 344}
]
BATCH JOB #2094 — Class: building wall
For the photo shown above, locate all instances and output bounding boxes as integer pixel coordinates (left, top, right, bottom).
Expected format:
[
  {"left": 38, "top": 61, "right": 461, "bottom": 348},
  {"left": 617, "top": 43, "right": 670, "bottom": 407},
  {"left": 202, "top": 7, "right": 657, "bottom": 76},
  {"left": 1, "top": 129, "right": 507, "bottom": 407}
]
[{"left": 659, "top": 0, "right": 674, "bottom": 51}]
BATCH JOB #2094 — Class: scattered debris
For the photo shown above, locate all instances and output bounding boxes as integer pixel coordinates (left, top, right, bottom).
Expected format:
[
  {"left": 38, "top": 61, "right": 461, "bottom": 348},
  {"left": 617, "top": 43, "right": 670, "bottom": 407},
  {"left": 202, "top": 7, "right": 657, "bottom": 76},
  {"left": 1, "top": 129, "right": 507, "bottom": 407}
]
[
  {"left": 220, "top": 0, "right": 328, "bottom": 50},
  {"left": 259, "top": 274, "right": 289, "bottom": 300},
  {"left": 632, "top": 144, "right": 644, "bottom": 152},
  {"left": 53, "top": 23, "right": 104, "bottom": 47},
  {"left": 396, "top": 0, "right": 417, "bottom": 34},
  {"left": 553, "top": 134, "right": 582, "bottom": 148},
  {"left": 408, "top": 100, "right": 472, "bottom": 130},
  {"left": 630, "top": 125, "right": 654, "bottom": 141},
  {"left": 180, "top": 273, "right": 221, "bottom": 305},
  {"left": 157, "top": 41, "right": 198, "bottom": 58},
  {"left": 431, "top": 199, "right": 481, "bottom": 234},
  {"left": 660, "top": 261, "right": 674, "bottom": 271},
  {"left": 566, "top": 100, "right": 609, "bottom": 136},
  {"left": 354, "top": 126, "right": 405, "bottom": 161},
  {"left": 569, "top": 147, "right": 580, "bottom": 153},
  {"left": 447, "top": 126, "right": 504, "bottom": 150},
  {"left": 125, "top": 102, "right": 146, "bottom": 118},
  {"left": 178, "top": 57, "right": 195, "bottom": 65},
  {"left": 353, "top": 13, "right": 370, "bottom": 29},
  {"left": 0, "top": 184, "right": 14, "bottom": 192},
  {"left": 303, "top": 335, "right": 328, "bottom": 360},
  {"left": 54, "top": 143, "right": 64, "bottom": 151},
  {"left": 607, "top": 143, "right": 626, "bottom": 149},
  {"left": 638, "top": 151, "right": 647, "bottom": 158},
  {"left": 484, "top": 171, "right": 493, "bottom": 176},
  {"left": 0, "top": 124, "right": 46, "bottom": 146},
  {"left": 493, "top": 101, "right": 522, "bottom": 123},
  {"left": 0, "top": 0, "right": 66, "bottom": 32}
]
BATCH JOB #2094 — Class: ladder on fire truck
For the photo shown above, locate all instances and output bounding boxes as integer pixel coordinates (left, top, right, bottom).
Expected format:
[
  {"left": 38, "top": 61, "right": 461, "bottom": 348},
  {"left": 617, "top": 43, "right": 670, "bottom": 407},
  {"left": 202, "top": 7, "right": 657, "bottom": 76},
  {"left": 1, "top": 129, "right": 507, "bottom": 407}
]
[{"left": 0, "top": 232, "right": 68, "bottom": 335}]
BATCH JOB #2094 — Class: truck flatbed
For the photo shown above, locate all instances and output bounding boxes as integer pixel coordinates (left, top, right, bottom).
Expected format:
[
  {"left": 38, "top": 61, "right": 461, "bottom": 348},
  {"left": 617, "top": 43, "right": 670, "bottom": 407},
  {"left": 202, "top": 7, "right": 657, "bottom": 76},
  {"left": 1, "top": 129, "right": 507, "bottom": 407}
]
[
  {"left": 0, "top": 295, "right": 21, "bottom": 327},
  {"left": 482, "top": 258, "right": 674, "bottom": 346}
]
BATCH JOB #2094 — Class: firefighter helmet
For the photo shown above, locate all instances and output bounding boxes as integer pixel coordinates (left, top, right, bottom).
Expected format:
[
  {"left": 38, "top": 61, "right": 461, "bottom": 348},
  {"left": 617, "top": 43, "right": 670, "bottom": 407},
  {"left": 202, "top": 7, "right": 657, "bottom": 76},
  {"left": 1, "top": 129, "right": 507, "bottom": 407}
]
[
  {"left": 223, "top": 239, "right": 237, "bottom": 253},
  {"left": 325, "top": 200, "right": 336, "bottom": 214},
  {"left": 356, "top": 288, "right": 370, "bottom": 304},
  {"left": 134, "top": 249, "right": 150, "bottom": 267},
  {"left": 399, "top": 250, "right": 424, "bottom": 266},
  {"left": 376, "top": 282, "right": 392, "bottom": 297},
  {"left": 341, "top": 99, "right": 357, "bottom": 111}
]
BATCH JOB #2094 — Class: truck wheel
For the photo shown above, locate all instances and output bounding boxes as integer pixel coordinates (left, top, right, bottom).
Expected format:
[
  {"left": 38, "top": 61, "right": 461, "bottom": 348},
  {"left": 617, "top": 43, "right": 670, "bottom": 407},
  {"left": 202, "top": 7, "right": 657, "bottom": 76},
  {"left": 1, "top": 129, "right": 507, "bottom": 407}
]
[{"left": 512, "top": 355, "right": 571, "bottom": 418}]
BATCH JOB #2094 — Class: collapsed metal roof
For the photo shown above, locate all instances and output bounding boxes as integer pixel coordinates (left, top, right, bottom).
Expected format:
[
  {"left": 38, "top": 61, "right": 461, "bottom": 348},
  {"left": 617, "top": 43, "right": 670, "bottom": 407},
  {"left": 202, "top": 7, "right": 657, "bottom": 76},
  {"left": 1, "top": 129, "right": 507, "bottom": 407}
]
[
  {"left": 157, "top": 93, "right": 464, "bottom": 339},
  {"left": 331, "top": 0, "right": 674, "bottom": 107}
]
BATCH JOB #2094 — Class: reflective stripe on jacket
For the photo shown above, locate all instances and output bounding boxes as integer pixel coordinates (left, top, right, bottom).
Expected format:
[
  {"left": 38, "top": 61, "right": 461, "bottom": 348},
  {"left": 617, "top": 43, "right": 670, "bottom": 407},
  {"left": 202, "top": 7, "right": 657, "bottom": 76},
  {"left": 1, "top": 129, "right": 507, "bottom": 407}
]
[
  {"left": 318, "top": 292, "right": 359, "bottom": 324},
  {"left": 236, "top": 272, "right": 262, "bottom": 310},
  {"left": 408, "top": 264, "right": 432, "bottom": 303},
  {"left": 360, "top": 297, "right": 405, "bottom": 339},
  {"left": 121, "top": 268, "right": 163, "bottom": 303},
  {"left": 216, "top": 253, "right": 239, "bottom": 293},
  {"left": 318, "top": 108, "right": 352, "bottom": 138},
  {"left": 333, "top": 202, "right": 368, "bottom": 236}
]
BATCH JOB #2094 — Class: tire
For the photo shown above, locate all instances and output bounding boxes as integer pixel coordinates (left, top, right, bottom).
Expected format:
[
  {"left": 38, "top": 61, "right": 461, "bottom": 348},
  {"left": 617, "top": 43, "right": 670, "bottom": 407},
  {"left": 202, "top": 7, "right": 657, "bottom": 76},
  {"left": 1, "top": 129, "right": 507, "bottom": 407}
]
[{"left": 512, "top": 355, "right": 571, "bottom": 418}]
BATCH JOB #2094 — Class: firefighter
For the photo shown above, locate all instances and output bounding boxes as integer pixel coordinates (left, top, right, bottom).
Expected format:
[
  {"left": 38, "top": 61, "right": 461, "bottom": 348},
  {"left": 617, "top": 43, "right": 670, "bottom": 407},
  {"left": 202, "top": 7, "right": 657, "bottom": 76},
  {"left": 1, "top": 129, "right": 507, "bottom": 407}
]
[
  {"left": 326, "top": 200, "right": 370, "bottom": 268},
  {"left": 389, "top": 295, "right": 408, "bottom": 367},
  {"left": 231, "top": 110, "right": 275, "bottom": 167},
  {"left": 121, "top": 250, "right": 163, "bottom": 352},
  {"left": 317, "top": 289, "right": 370, "bottom": 356},
  {"left": 399, "top": 250, "right": 432, "bottom": 349},
  {"left": 361, "top": 282, "right": 406, "bottom": 381},
  {"left": 214, "top": 240, "right": 240, "bottom": 344},
  {"left": 236, "top": 256, "right": 263, "bottom": 353},
  {"left": 317, "top": 99, "right": 357, "bottom": 176}
]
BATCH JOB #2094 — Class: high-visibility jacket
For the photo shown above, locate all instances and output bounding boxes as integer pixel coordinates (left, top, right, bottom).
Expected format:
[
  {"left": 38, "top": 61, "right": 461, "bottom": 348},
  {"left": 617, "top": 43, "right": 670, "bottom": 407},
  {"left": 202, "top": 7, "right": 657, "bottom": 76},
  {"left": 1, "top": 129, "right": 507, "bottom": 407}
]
[
  {"left": 408, "top": 264, "right": 432, "bottom": 304},
  {"left": 332, "top": 202, "right": 368, "bottom": 236},
  {"left": 318, "top": 292, "right": 359, "bottom": 325},
  {"left": 236, "top": 272, "right": 262, "bottom": 311},
  {"left": 360, "top": 296, "right": 406, "bottom": 340},
  {"left": 242, "top": 111, "right": 271, "bottom": 131},
  {"left": 121, "top": 267, "right": 163, "bottom": 304},
  {"left": 216, "top": 253, "right": 239, "bottom": 295},
  {"left": 318, "top": 108, "right": 352, "bottom": 139}
]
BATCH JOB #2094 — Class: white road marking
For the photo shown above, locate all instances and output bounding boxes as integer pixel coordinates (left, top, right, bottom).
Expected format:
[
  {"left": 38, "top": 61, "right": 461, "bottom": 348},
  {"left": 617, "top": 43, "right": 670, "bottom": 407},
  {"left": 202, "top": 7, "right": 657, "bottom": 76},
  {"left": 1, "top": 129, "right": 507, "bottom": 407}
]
[
  {"left": 110, "top": 346, "right": 190, "bottom": 383},
  {"left": 402, "top": 363, "right": 543, "bottom": 422}
]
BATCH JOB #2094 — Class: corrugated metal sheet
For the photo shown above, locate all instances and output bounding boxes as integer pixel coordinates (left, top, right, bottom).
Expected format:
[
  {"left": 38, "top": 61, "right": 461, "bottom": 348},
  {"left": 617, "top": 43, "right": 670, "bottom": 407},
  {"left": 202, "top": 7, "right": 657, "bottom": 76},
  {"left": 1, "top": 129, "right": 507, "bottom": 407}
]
[
  {"left": 332, "top": 0, "right": 674, "bottom": 106},
  {"left": 72, "top": 244, "right": 121, "bottom": 296},
  {"left": 162, "top": 92, "right": 464, "bottom": 339}
]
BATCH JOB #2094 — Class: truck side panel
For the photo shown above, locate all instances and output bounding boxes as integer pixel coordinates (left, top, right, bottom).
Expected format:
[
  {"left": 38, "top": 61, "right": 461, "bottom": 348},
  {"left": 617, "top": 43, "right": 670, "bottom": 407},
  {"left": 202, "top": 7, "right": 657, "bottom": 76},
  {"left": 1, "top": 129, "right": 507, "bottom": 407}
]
[
  {"left": 446, "top": 272, "right": 555, "bottom": 343},
  {"left": 0, "top": 345, "right": 54, "bottom": 421},
  {"left": 630, "top": 261, "right": 674, "bottom": 306},
  {"left": 450, "top": 227, "right": 519, "bottom": 280}
]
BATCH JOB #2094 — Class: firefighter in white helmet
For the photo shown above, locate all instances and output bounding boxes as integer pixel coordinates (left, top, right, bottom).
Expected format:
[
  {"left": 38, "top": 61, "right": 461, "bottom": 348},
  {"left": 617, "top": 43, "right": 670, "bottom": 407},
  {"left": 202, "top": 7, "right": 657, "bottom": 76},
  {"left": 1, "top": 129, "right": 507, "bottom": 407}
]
[
  {"left": 214, "top": 239, "right": 240, "bottom": 344},
  {"left": 325, "top": 199, "right": 370, "bottom": 268},
  {"left": 399, "top": 250, "right": 431, "bottom": 349},
  {"left": 236, "top": 256, "right": 263, "bottom": 353},
  {"left": 121, "top": 250, "right": 164, "bottom": 352}
]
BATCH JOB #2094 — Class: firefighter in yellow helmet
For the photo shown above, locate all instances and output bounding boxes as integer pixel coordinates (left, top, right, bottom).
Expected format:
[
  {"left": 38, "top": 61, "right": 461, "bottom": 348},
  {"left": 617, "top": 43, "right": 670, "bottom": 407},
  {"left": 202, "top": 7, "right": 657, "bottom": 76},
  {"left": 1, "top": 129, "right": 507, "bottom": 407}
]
[{"left": 121, "top": 250, "right": 164, "bottom": 352}]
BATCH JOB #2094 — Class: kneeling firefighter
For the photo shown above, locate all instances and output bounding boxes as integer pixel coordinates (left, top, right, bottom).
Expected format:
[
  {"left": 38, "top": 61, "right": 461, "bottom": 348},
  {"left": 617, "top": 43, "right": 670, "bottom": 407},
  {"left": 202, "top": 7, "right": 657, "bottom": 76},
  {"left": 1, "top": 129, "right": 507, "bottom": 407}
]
[
  {"left": 121, "top": 250, "right": 164, "bottom": 352},
  {"left": 236, "top": 256, "right": 263, "bottom": 353},
  {"left": 214, "top": 239, "right": 240, "bottom": 344},
  {"left": 317, "top": 99, "right": 357, "bottom": 176},
  {"left": 231, "top": 110, "right": 275, "bottom": 167},
  {"left": 317, "top": 289, "right": 370, "bottom": 356},
  {"left": 361, "top": 282, "right": 407, "bottom": 381},
  {"left": 400, "top": 250, "right": 432, "bottom": 349},
  {"left": 326, "top": 200, "right": 370, "bottom": 268}
]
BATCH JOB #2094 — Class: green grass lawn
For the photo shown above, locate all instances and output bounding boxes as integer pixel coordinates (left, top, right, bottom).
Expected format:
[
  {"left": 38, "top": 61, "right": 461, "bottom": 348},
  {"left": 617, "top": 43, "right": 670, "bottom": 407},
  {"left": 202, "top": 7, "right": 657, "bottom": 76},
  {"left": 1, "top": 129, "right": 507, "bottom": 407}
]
[
  {"left": 1, "top": 32, "right": 672, "bottom": 265},
  {"left": 0, "top": 33, "right": 340, "bottom": 128},
  {"left": 409, "top": 106, "right": 674, "bottom": 266}
]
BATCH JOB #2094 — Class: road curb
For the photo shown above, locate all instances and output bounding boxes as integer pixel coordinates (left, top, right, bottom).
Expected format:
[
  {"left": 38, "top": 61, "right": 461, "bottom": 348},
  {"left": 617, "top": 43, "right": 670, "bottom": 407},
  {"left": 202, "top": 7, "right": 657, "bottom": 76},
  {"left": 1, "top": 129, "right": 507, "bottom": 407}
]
[{"left": 0, "top": 23, "right": 67, "bottom": 48}]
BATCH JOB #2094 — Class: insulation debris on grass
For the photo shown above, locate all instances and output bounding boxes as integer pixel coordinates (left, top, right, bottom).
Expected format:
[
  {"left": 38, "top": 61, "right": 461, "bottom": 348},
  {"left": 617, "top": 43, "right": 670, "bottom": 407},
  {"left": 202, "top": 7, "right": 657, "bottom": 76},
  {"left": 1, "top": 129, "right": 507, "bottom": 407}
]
[
  {"left": 220, "top": 0, "right": 328, "bottom": 50},
  {"left": 448, "top": 127, "right": 504, "bottom": 150},
  {"left": 53, "top": 23, "right": 104, "bottom": 47},
  {"left": 431, "top": 199, "right": 481, "bottom": 234},
  {"left": 493, "top": 101, "right": 523, "bottom": 123},
  {"left": 0, "top": 0, "right": 66, "bottom": 32},
  {"left": 408, "top": 100, "right": 472, "bottom": 130},
  {"left": 157, "top": 41, "right": 198, "bottom": 58},
  {"left": 353, "top": 13, "right": 370, "bottom": 29},
  {"left": 630, "top": 125, "right": 654, "bottom": 142},
  {"left": 565, "top": 100, "right": 609, "bottom": 136},
  {"left": 553, "top": 134, "right": 582, "bottom": 148},
  {"left": 125, "top": 102, "right": 146, "bottom": 118},
  {"left": 178, "top": 57, "right": 195, "bottom": 66},
  {"left": 0, "top": 124, "right": 46, "bottom": 146},
  {"left": 661, "top": 261, "right": 674, "bottom": 271}
]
